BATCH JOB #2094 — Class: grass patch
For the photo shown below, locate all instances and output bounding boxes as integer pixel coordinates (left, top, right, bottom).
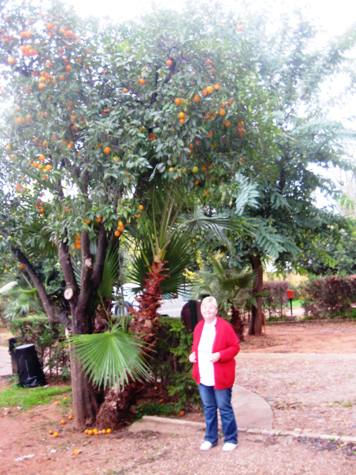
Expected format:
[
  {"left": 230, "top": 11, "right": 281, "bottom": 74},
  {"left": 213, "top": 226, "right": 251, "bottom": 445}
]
[
  {"left": 0, "top": 383, "right": 71, "bottom": 410},
  {"left": 135, "top": 401, "right": 182, "bottom": 419}
]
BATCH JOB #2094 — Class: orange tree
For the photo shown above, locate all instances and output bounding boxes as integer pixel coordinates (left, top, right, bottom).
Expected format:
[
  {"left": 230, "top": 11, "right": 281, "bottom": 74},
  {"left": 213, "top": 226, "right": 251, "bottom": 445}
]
[{"left": 0, "top": 1, "right": 276, "bottom": 425}]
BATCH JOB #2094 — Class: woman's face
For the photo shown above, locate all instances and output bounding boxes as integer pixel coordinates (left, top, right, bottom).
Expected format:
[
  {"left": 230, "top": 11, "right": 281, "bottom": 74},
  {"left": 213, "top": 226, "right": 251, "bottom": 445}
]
[{"left": 201, "top": 301, "right": 218, "bottom": 322}]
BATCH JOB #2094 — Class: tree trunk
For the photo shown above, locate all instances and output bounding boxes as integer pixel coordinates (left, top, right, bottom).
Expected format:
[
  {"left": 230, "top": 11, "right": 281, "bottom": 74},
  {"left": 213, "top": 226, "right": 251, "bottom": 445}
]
[
  {"left": 70, "top": 347, "right": 98, "bottom": 427},
  {"left": 59, "top": 226, "right": 108, "bottom": 427},
  {"left": 248, "top": 254, "right": 264, "bottom": 336},
  {"left": 230, "top": 306, "right": 244, "bottom": 341}
]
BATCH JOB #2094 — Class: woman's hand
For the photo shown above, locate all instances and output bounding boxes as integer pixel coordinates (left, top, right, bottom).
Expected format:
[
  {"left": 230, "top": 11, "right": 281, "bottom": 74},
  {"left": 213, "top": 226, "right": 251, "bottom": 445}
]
[
  {"left": 189, "top": 351, "right": 196, "bottom": 363},
  {"left": 210, "top": 352, "right": 221, "bottom": 362}
]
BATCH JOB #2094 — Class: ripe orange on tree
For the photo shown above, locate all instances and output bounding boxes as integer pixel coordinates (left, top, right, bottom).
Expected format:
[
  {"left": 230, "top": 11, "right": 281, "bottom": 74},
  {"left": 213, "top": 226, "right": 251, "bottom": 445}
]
[
  {"left": 103, "top": 146, "right": 111, "bottom": 155},
  {"left": 193, "top": 94, "right": 201, "bottom": 103},
  {"left": 174, "top": 97, "right": 185, "bottom": 106},
  {"left": 138, "top": 78, "right": 146, "bottom": 86},
  {"left": 166, "top": 58, "right": 174, "bottom": 68}
]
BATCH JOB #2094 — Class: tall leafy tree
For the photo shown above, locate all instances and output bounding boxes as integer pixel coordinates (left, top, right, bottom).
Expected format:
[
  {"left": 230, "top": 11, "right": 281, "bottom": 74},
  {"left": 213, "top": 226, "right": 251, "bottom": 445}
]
[{"left": 0, "top": 1, "right": 274, "bottom": 424}]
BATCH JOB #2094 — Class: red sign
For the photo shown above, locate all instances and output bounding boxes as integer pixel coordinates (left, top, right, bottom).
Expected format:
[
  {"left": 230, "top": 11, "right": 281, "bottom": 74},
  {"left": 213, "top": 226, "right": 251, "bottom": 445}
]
[{"left": 287, "top": 289, "right": 295, "bottom": 300}]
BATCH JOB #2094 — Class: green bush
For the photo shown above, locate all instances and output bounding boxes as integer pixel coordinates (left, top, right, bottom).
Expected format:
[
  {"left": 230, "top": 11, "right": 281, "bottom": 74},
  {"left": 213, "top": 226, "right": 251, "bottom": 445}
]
[
  {"left": 151, "top": 317, "right": 200, "bottom": 411},
  {"left": 10, "top": 315, "right": 69, "bottom": 379}
]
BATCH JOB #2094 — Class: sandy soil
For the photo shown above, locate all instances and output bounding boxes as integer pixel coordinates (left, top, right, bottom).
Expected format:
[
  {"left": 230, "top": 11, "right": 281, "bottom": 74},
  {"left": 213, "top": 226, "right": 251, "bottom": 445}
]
[{"left": 0, "top": 321, "right": 355, "bottom": 475}]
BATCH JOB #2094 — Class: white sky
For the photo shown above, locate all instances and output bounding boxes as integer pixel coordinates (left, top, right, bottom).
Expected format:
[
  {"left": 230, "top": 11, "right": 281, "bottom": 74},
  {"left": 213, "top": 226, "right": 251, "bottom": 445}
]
[{"left": 66, "top": 0, "right": 356, "bottom": 37}]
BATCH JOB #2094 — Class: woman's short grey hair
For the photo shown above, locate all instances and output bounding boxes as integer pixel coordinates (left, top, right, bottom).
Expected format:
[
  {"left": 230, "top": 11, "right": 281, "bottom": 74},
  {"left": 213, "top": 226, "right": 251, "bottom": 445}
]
[{"left": 201, "top": 296, "right": 218, "bottom": 308}]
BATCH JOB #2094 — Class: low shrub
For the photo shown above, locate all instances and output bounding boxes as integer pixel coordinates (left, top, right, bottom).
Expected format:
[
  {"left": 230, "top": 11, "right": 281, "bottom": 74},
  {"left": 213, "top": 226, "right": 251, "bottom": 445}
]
[
  {"left": 263, "top": 281, "right": 288, "bottom": 318},
  {"left": 9, "top": 315, "right": 69, "bottom": 379},
  {"left": 151, "top": 317, "right": 200, "bottom": 411},
  {"left": 303, "top": 275, "right": 356, "bottom": 317}
]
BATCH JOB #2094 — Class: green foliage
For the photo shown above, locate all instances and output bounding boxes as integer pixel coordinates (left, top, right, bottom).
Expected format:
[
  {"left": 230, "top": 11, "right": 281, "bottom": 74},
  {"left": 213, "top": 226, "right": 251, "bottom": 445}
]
[
  {"left": 0, "top": 281, "right": 42, "bottom": 322},
  {"left": 193, "top": 255, "right": 253, "bottom": 317},
  {"left": 151, "top": 317, "right": 200, "bottom": 410},
  {"left": 69, "top": 326, "right": 151, "bottom": 390},
  {"left": 135, "top": 401, "right": 182, "bottom": 418},
  {"left": 9, "top": 314, "right": 69, "bottom": 378},
  {"left": 0, "top": 383, "right": 70, "bottom": 410}
]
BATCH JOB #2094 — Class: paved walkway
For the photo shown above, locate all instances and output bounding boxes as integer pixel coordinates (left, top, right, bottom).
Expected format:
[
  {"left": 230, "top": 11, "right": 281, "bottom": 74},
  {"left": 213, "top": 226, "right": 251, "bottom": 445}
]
[
  {"left": 130, "top": 383, "right": 273, "bottom": 435},
  {"left": 0, "top": 345, "right": 11, "bottom": 377}
]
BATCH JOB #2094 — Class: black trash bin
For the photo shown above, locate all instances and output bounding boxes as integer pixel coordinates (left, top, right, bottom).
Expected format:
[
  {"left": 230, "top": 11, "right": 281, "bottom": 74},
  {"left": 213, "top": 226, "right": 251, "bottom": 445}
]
[{"left": 15, "top": 344, "right": 46, "bottom": 387}]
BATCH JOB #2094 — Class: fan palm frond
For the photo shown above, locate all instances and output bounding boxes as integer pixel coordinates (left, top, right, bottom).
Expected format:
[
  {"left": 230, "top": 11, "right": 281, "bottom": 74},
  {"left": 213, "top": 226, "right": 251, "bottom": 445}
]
[{"left": 69, "top": 327, "right": 151, "bottom": 390}]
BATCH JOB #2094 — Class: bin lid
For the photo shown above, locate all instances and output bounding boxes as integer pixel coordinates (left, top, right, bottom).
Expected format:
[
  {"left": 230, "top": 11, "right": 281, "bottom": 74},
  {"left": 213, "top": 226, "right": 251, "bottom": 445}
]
[{"left": 16, "top": 344, "right": 35, "bottom": 350}]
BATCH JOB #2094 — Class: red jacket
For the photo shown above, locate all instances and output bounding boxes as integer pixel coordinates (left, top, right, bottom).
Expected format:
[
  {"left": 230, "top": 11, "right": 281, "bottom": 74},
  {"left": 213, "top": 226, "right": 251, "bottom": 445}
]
[{"left": 191, "top": 317, "right": 240, "bottom": 390}]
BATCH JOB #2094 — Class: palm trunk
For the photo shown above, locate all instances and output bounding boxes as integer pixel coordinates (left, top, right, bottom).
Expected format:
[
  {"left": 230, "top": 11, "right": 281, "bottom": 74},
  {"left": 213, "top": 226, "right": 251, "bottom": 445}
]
[
  {"left": 230, "top": 306, "right": 244, "bottom": 341},
  {"left": 96, "top": 260, "right": 165, "bottom": 428},
  {"left": 249, "top": 254, "right": 264, "bottom": 336}
]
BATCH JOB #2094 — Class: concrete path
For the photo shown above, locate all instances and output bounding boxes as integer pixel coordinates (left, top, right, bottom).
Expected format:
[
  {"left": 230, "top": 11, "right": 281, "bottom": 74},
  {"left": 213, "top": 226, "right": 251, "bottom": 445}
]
[
  {"left": 0, "top": 345, "right": 12, "bottom": 377},
  {"left": 130, "top": 383, "right": 273, "bottom": 435}
]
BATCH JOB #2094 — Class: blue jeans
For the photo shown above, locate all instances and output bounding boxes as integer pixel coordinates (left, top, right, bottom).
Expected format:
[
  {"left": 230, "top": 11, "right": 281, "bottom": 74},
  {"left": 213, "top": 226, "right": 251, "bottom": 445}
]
[{"left": 198, "top": 384, "right": 238, "bottom": 445}]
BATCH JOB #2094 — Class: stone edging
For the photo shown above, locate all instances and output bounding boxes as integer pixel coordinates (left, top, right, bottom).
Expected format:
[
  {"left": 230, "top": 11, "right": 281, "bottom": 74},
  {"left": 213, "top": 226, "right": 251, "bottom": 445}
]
[{"left": 142, "top": 416, "right": 356, "bottom": 444}]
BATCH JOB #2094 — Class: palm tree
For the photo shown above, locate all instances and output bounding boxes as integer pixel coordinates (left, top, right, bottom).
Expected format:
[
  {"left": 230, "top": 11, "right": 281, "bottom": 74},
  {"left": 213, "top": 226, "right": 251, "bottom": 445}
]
[
  {"left": 193, "top": 254, "right": 253, "bottom": 340},
  {"left": 95, "top": 185, "right": 247, "bottom": 426}
]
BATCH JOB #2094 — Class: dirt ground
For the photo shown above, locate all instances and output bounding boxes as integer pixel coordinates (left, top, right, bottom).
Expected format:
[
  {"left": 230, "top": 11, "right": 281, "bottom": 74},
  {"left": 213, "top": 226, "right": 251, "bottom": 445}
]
[{"left": 0, "top": 321, "right": 355, "bottom": 475}]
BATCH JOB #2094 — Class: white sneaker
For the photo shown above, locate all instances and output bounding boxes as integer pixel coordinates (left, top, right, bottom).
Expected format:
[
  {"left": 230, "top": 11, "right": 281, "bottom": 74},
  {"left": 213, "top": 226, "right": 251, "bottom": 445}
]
[
  {"left": 200, "top": 441, "right": 214, "bottom": 451},
  {"left": 222, "top": 442, "right": 238, "bottom": 451}
]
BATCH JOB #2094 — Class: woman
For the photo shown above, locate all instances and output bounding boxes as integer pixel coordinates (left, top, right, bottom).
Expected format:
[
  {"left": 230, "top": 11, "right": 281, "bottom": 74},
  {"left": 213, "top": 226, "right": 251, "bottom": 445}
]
[{"left": 189, "top": 296, "right": 240, "bottom": 451}]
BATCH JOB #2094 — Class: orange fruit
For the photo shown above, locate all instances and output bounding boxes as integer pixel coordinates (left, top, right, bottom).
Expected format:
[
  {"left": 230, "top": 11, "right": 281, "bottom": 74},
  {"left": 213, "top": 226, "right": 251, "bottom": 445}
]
[
  {"left": 52, "top": 431, "right": 59, "bottom": 438},
  {"left": 60, "top": 419, "right": 66, "bottom": 425},
  {"left": 148, "top": 132, "right": 157, "bottom": 141},
  {"left": 174, "top": 98, "right": 184, "bottom": 106},
  {"left": 122, "top": 87, "right": 129, "bottom": 93},
  {"left": 166, "top": 58, "right": 174, "bottom": 68},
  {"left": 218, "top": 108, "right": 226, "bottom": 117},
  {"left": 192, "top": 166, "right": 199, "bottom": 173},
  {"left": 7, "top": 56, "right": 16, "bottom": 65},
  {"left": 179, "top": 118, "right": 185, "bottom": 125},
  {"left": 72, "top": 448, "right": 81, "bottom": 456},
  {"left": 192, "top": 94, "right": 201, "bottom": 103},
  {"left": 138, "top": 204, "right": 144, "bottom": 211},
  {"left": 103, "top": 146, "right": 111, "bottom": 155},
  {"left": 38, "top": 154, "right": 46, "bottom": 162},
  {"left": 138, "top": 78, "right": 146, "bottom": 86},
  {"left": 178, "top": 111, "right": 185, "bottom": 120},
  {"left": 114, "top": 230, "right": 121, "bottom": 237},
  {"left": 202, "top": 88, "right": 208, "bottom": 97},
  {"left": 117, "top": 220, "right": 125, "bottom": 231},
  {"left": 65, "top": 64, "right": 72, "bottom": 73},
  {"left": 20, "top": 31, "right": 32, "bottom": 39},
  {"left": 213, "top": 83, "right": 221, "bottom": 90},
  {"left": 223, "top": 119, "right": 232, "bottom": 128},
  {"left": 206, "top": 85, "right": 214, "bottom": 95},
  {"left": 95, "top": 215, "right": 103, "bottom": 223},
  {"left": 105, "top": 428, "right": 112, "bottom": 434}
]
